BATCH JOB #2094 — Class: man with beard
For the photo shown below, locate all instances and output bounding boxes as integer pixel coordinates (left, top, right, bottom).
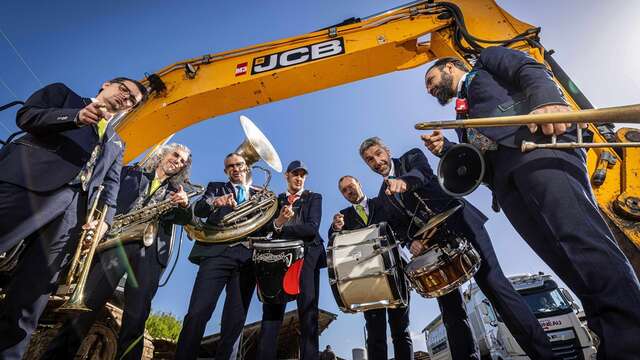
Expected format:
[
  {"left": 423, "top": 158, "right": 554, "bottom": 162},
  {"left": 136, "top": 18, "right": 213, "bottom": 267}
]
[
  {"left": 175, "top": 152, "right": 258, "bottom": 360},
  {"left": 329, "top": 175, "right": 413, "bottom": 360},
  {"left": 0, "top": 78, "right": 146, "bottom": 359},
  {"left": 421, "top": 47, "right": 640, "bottom": 358},
  {"left": 359, "top": 136, "right": 554, "bottom": 360},
  {"left": 41, "top": 143, "right": 193, "bottom": 360},
  {"left": 256, "top": 160, "right": 326, "bottom": 360}
]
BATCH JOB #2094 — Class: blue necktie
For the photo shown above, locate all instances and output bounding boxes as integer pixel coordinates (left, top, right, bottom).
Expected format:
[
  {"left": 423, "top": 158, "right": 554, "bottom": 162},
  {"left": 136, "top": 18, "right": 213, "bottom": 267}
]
[{"left": 236, "top": 185, "right": 246, "bottom": 204}]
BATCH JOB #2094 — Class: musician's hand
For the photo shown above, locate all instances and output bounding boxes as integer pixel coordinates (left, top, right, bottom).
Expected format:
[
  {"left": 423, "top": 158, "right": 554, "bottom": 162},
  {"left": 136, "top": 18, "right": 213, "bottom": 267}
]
[
  {"left": 81, "top": 220, "right": 109, "bottom": 249},
  {"left": 410, "top": 240, "right": 424, "bottom": 256},
  {"left": 332, "top": 213, "right": 345, "bottom": 232},
  {"left": 170, "top": 185, "right": 189, "bottom": 208},
  {"left": 213, "top": 194, "right": 236, "bottom": 208},
  {"left": 528, "top": 104, "right": 582, "bottom": 136},
  {"left": 275, "top": 205, "right": 294, "bottom": 227},
  {"left": 385, "top": 178, "right": 408, "bottom": 196},
  {"left": 421, "top": 130, "right": 444, "bottom": 156},
  {"left": 77, "top": 102, "right": 109, "bottom": 126}
]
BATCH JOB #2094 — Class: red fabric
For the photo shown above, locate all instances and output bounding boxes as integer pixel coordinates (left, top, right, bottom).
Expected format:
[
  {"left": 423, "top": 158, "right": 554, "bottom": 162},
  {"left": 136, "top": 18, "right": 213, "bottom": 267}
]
[
  {"left": 283, "top": 259, "right": 304, "bottom": 295},
  {"left": 287, "top": 194, "right": 300, "bottom": 205},
  {"left": 455, "top": 98, "right": 469, "bottom": 114}
]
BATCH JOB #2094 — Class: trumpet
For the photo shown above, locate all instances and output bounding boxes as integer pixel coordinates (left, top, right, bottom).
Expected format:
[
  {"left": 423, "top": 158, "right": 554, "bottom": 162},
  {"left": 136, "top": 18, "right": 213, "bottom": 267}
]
[
  {"left": 58, "top": 185, "right": 109, "bottom": 313},
  {"left": 415, "top": 103, "right": 640, "bottom": 152}
]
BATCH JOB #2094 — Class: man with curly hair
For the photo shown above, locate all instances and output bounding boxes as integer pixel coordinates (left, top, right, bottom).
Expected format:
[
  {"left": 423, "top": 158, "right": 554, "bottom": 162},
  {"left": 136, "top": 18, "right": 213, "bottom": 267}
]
[{"left": 43, "top": 143, "right": 195, "bottom": 360}]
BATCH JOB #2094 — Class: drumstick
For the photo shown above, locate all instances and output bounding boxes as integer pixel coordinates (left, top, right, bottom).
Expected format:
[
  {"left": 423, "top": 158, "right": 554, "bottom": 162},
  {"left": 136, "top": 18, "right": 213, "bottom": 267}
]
[{"left": 356, "top": 242, "right": 401, "bottom": 264}]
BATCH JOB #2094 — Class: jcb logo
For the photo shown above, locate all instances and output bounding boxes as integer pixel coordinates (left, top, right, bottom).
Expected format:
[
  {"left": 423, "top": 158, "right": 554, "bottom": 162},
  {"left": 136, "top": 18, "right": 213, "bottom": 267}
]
[{"left": 251, "top": 38, "right": 345, "bottom": 75}]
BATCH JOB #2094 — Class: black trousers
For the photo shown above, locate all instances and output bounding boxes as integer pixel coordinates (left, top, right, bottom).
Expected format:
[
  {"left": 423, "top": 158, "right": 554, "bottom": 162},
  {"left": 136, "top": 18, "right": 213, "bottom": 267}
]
[
  {"left": 41, "top": 240, "right": 165, "bottom": 360},
  {"left": 487, "top": 146, "right": 640, "bottom": 359},
  {"left": 256, "top": 242, "right": 323, "bottom": 360},
  {"left": 364, "top": 303, "right": 413, "bottom": 360},
  {"left": 175, "top": 245, "right": 255, "bottom": 360},
  {"left": 0, "top": 184, "right": 84, "bottom": 360},
  {"left": 437, "top": 218, "right": 553, "bottom": 360}
]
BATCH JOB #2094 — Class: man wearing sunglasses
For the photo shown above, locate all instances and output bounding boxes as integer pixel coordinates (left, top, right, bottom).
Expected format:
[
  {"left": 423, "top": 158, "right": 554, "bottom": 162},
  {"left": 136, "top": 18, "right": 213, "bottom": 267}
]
[{"left": 0, "top": 78, "right": 147, "bottom": 359}]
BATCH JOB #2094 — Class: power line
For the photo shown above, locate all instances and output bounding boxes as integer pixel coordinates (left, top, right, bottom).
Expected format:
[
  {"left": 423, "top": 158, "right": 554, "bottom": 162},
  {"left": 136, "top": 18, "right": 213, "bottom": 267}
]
[
  {"left": 0, "top": 27, "right": 43, "bottom": 87},
  {"left": 0, "top": 76, "right": 19, "bottom": 135},
  {"left": 0, "top": 76, "right": 19, "bottom": 100}
]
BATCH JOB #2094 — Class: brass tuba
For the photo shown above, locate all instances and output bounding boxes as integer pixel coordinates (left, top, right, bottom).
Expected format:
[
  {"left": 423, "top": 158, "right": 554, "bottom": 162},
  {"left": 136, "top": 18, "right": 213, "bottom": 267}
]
[
  {"left": 58, "top": 186, "right": 109, "bottom": 313},
  {"left": 184, "top": 115, "right": 282, "bottom": 243}
]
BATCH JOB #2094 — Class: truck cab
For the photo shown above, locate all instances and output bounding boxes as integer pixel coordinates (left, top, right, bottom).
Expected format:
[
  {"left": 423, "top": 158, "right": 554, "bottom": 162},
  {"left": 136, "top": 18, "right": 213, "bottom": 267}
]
[{"left": 461, "top": 273, "right": 597, "bottom": 360}]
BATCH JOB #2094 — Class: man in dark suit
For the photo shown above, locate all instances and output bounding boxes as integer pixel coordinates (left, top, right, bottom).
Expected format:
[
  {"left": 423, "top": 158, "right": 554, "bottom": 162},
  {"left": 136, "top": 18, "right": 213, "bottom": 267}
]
[
  {"left": 359, "top": 137, "right": 554, "bottom": 360},
  {"left": 421, "top": 47, "right": 640, "bottom": 358},
  {"left": 256, "top": 160, "right": 326, "bottom": 360},
  {"left": 0, "top": 78, "right": 146, "bottom": 359},
  {"left": 329, "top": 175, "right": 413, "bottom": 360},
  {"left": 42, "top": 143, "right": 193, "bottom": 360},
  {"left": 175, "top": 152, "right": 258, "bottom": 360}
]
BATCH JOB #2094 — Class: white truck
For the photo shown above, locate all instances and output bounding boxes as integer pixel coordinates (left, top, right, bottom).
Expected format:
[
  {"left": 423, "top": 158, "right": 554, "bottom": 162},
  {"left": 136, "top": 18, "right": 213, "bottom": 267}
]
[{"left": 424, "top": 273, "right": 597, "bottom": 360}]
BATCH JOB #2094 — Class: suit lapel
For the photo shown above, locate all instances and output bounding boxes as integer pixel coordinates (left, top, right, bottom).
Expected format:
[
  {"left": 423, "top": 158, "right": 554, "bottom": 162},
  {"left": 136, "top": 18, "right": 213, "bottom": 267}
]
[
  {"left": 139, "top": 171, "right": 153, "bottom": 199},
  {"left": 366, "top": 199, "right": 375, "bottom": 226},
  {"left": 224, "top": 182, "right": 236, "bottom": 199}
]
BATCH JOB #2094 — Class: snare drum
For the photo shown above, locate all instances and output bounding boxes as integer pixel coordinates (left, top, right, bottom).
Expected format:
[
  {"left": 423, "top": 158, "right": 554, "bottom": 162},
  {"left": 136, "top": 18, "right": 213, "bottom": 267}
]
[
  {"left": 328, "top": 222, "right": 407, "bottom": 313},
  {"left": 405, "top": 235, "right": 481, "bottom": 298},
  {"left": 252, "top": 239, "right": 305, "bottom": 304}
]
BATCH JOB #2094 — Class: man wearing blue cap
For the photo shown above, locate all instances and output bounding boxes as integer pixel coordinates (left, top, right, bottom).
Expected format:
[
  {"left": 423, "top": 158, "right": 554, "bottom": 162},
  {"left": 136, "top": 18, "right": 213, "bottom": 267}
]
[{"left": 256, "top": 160, "right": 327, "bottom": 360}]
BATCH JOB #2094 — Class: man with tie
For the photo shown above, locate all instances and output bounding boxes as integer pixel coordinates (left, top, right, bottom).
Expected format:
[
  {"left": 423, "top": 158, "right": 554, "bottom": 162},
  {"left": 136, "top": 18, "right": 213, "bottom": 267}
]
[
  {"left": 42, "top": 143, "right": 193, "bottom": 360},
  {"left": 175, "top": 152, "right": 258, "bottom": 360},
  {"left": 359, "top": 136, "right": 554, "bottom": 360},
  {"left": 256, "top": 160, "right": 326, "bottom": 360},
  {"left": 0, "top": 78, "right": 147, "bottom": 359},
  {"left": 329, "top": 175, "right": 413, "bottom": 360},
  {"left": 421, "top": 48, "right": 640, "bottom": 357}
]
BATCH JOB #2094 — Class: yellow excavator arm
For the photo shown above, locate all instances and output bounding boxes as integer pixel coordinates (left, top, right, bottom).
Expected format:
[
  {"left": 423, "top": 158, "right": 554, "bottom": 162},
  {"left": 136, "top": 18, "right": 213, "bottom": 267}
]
[{"left": 117, "top": 0, "right": 640, "bottom": 273}]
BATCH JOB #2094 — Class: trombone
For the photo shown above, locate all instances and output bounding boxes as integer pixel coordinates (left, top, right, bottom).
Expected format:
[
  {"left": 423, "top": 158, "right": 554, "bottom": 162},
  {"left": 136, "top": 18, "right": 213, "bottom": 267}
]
[
  {"left": 415, "top": 104, "right": 640, "bottom": 197},
  {"left": 415, "top": 103, "right": 640, "bottom": 152},
  {"left": 58, "top": 185, "right": 109, "bottom": 313}
]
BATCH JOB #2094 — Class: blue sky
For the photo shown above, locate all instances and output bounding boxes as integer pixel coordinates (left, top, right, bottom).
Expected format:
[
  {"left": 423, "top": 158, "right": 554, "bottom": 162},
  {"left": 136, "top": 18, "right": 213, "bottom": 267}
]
[{"left": 1, "top": 0, "right": 639, "bottom": 357}]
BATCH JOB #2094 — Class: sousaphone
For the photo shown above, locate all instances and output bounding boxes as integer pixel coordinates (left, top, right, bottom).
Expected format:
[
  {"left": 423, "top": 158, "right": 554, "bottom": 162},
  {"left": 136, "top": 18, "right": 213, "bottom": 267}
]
[{"left": 185, "top": 116, "right": 282, "bottom": 243}]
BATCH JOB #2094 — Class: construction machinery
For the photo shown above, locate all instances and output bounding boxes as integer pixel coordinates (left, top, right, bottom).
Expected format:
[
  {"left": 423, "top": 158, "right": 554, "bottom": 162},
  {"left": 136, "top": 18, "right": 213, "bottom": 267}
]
[{"left": 113, "top": 0, "right": 639, "bottom": 275}]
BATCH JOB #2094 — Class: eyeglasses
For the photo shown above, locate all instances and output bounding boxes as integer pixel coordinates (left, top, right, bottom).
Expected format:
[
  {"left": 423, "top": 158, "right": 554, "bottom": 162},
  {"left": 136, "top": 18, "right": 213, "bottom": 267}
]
[
  {"left": 226, "top": 162, "right": 246, "bottom": 170},
  {"left": 112, "top": 81, "right": 140, "bottom": 108}
]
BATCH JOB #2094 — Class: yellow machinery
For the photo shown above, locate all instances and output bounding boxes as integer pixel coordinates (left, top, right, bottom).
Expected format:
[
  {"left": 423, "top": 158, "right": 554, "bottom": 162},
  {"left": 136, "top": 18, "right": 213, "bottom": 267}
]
[{"left": 115, "top": 0, "right": 640, "bottom": 274}]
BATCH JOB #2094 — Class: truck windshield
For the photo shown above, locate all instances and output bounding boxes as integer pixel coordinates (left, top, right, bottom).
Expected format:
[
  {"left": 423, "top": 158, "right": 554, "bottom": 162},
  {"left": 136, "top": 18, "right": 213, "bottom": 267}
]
[{"left": 522, "top": 288, "right": 572, "bottom": 315}]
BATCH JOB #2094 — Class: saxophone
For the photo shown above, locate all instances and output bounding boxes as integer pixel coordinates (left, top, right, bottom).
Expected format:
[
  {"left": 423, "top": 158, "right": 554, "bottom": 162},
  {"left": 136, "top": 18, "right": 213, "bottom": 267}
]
[{"left": 96, "top": 185, "right": 203, "bottom": 252}]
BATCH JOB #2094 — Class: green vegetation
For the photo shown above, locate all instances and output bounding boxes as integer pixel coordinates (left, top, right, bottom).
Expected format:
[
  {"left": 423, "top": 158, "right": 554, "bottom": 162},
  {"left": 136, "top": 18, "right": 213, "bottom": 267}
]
[{"left": 145, "top": 311, "right": 182, "bottom": 341}]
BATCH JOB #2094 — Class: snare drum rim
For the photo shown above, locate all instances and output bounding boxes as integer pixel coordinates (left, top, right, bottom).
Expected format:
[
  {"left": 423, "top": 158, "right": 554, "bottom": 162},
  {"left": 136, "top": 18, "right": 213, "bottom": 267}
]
[
  {"left": 377, "top": 223, "right": 408, "bottom": 305},
  {"left": 252, "top": 239, "right": 305, "bottom": 249},
  {"left": 327, "top": 229, "right": 350, "bottom": 313},
  {"left": 405, "top": 238, "right": 473, "bottom": 276}
]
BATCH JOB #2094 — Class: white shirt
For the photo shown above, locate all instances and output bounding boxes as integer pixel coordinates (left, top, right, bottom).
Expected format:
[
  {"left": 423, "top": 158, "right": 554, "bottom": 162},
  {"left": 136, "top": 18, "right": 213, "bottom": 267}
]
[
  {"left": 456, "top": 72, "right": 468, "bottom": 97},
  {"left": 352, "top": 196, "right": 369, "bottom": 216},
  {"left": 386, "top": 161, "right": 396, "bottom": 179},
  {"left": 231, "top": 181, "right": 252, "bottom": 199},
  {"left": 286, "top": 188, "right": 304, "bottom": 198}
]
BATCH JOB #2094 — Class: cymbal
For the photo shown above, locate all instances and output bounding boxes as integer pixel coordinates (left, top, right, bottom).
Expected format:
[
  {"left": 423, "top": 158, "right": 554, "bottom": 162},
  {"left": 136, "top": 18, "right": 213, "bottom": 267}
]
[{"left": 414, "top": 204, "right": 463, "bottom": 238}]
